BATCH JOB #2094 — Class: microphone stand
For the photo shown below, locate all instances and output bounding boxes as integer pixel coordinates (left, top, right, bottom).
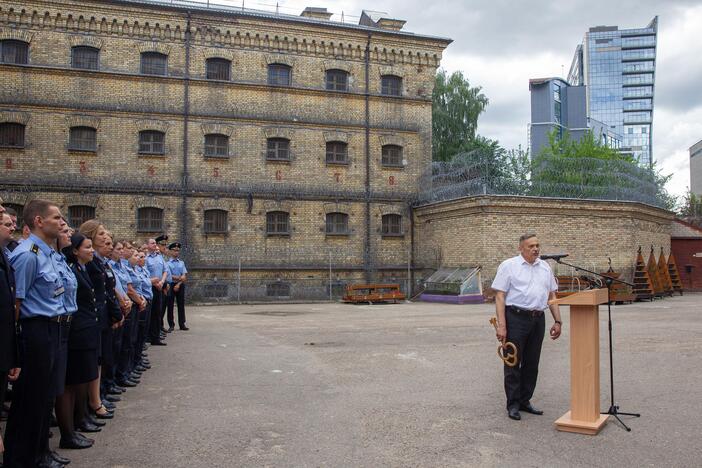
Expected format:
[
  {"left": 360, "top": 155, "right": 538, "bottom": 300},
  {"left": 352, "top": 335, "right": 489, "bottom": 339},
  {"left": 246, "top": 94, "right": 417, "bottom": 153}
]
[{"left": 552, "top": 258, "right": 641, "bottom": 432}]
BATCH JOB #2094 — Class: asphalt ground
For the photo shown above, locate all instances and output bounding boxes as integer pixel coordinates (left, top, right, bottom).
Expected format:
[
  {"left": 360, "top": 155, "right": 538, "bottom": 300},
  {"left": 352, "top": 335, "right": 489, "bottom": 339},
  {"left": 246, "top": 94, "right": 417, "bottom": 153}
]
[{"left": 50, "top": 294, "right": 701, "bottom": 467}]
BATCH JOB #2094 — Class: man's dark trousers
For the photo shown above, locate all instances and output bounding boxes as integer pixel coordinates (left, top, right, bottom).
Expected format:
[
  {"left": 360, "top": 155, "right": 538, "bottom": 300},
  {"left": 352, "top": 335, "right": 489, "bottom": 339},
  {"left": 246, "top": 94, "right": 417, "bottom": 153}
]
[
  {"left": 503, "top": 307, "right": 545, "bottom": 410},
  {"left": 117, "top": 306, "right": 138, "bottom": 381},
  {"left": 167, "top": 284, "right": 186, "bottom": 329},
  {"left": 148, "top": 286, "right": 162, "bottom": 342}
]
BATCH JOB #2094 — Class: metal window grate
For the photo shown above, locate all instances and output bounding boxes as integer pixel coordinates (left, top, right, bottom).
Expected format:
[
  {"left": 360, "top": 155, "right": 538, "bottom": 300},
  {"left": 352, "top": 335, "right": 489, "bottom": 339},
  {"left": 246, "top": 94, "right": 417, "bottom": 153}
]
[
  {"left": 266, "top": 282, "right": 291, "bottom": 297},
  {"left": 0, "top": 123, "right": 25, "bottom": 148},
  {"left": 266, "top": 138, "right": 290, "bottom": 161},
  {"left": 267, "top": 64, "right": 291, "bottom": 86},
  {"left": 206, "top": 58, "right": 231, "bottom": 80},
  {"left": 139, "top": 130, "right": 165, "bottom": 154},
  {"left": 381, "top": 75, "right": 402, "bottom": 96},
  {"left": 325, "top": 69, "right": 348, "bottom": 91},
  {"left": 325, "top": 212, "right": 348, "bottom": 234},
  {"left": 71, "top": 46, "right": 99, "bottom": 70},
  {"left": 68, "top": 205, "right": 96, "bottom": 229},
  {"left": 0, "top": 40, "right": 28, "bottom": 64},
  {"left": 68, "top": 126, "right": 97, "bottom": 151},
  {"left": 204, "top": 209, "right": 228, "bottom": 233},
  {"left": 381, "top": 145, "right": 403, "bottom": 166},
  {"left": 381, "top": 214, "right": 403, "bottom": 235},
  {"left": 136, "top": 207, "right": 163, "bottom": 233},
  {"left": 204, "top": 134, "right": 229, "bottom": 157},
  {"left": 325, "top": 141, "right": 348, "bottom": 164},
  {"left": 266, "top": 211, "right": 289, "bottom": 235},
  {"left": 140, "top": 52, "right": 167, "bottom": 76}
]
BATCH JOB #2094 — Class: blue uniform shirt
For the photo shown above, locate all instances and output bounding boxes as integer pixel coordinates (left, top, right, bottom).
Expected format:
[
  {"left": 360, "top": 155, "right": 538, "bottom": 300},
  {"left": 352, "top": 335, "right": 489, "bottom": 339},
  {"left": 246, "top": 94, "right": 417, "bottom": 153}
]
[
  {"left": 124, "top": 260, "right": 142, "bottom": 295},
  {"left": 57, "top": 254, "right": 78, "bottom": 314},
  {"left": 167, "top": 258, "right": 188, "bottom": 281},
  {"left": 146, "top": 252, "right": 166, "bottom": 280},
  {"left": 10, "top": 233, "right": 68, "bottom": 318},
  {"left": 136, "top": 265, "right": 153, "bottom": 300},
  {"left": 109, "top": 259, "right": 131, "bottom": 296}
]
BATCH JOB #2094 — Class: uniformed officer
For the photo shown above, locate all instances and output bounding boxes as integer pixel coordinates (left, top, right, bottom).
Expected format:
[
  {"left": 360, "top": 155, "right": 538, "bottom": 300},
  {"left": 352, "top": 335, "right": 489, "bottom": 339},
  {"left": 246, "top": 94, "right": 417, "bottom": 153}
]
[
  {"left": 492, "top": 233, "right": 563, "bottom": 421},
  {"left": 156, "top": 235, "right": 170, "bottom": 335},
  {"left": 4, "top": 199, "right": 70, "bottom": 468},
  {"left": 131, "top": 250, "right": 152, "bottom": 372},
  {"left": 145, "top": 237, "right": 167, "bottom": 346},
  {"left": 116, "top": 241, "right": 145, "bottom": 387},
  {"left": 109, "top": 242, "right": 138, "bottom": 389},
  {"left": 166, "top": 242, "right": 188, "bottom": 331}
]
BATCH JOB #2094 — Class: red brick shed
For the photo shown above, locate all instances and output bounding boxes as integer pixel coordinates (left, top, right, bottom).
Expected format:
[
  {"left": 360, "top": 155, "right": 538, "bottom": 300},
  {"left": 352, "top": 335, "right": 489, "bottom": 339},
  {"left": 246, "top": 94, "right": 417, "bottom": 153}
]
[{"left": 671, "top": 219, "right": 702, "bottom": 291}]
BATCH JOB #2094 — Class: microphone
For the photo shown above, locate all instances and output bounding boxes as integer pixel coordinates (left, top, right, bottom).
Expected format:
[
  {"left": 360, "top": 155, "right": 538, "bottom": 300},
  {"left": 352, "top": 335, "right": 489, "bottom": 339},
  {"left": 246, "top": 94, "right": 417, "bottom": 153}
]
[{"left": 540, "top": 253, "right": 569, "bottom": 261}]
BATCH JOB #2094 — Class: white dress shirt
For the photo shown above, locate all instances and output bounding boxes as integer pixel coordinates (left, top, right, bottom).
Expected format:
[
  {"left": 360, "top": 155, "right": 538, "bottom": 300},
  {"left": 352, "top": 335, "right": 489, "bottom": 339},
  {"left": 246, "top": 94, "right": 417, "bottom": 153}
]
[{"left": 491, "top": 255, "right": 558, "bottom": 310}]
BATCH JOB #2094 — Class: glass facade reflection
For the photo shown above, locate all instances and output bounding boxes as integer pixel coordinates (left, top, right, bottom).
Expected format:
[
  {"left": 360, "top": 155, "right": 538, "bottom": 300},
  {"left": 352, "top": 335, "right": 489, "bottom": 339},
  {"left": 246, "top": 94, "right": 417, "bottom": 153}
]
[{"left": 568, "top": 17, "right": 658, "bottom": 166}]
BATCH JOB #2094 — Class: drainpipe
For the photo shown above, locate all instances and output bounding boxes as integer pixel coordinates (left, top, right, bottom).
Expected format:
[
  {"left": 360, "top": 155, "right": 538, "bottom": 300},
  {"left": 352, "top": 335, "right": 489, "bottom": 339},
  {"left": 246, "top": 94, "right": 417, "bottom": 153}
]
[
  {"left": 364, "top": 32, "right": 372, "bottom": 283},
  {"left": 181, "top": 12, "right": 191, "bottom": 259}
]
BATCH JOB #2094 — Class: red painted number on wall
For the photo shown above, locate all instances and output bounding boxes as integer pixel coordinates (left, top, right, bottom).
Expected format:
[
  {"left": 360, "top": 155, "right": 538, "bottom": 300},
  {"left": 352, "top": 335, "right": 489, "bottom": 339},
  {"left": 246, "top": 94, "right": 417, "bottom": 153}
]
[
  {"left": 5, "top": 158, "right": 12, "bottom": 170},
  {"left": 275, "top": 170, "right": 283, "bottom": 181},
  {"left": 388, "top": 176, "right": 396, "bottom": 186},
  {"left": 213, "top": 167, "right": 220, "bottom": 177},
  {"left": 79, "top": 161, "right": 87, "bottom": 174},
  {"left": 147, "top": 165, "right": 155, "bottom": 177}
]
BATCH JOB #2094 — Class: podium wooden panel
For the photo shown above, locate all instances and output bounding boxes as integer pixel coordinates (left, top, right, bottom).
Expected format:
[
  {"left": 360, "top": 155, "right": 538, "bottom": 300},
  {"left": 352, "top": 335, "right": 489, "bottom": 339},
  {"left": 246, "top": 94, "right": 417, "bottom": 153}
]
[{"left": 549, "top": 289, "right": 609, "bottom": 435}]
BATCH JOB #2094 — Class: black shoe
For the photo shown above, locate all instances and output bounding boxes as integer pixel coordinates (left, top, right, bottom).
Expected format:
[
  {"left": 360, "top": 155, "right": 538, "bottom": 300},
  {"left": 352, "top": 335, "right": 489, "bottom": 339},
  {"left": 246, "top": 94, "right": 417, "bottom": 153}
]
[
  {"left": 117, "top": 379, "right": 138, "bottom": 388},
  {"left": 508, "top": 407, "right": 521, "bottom": 421},
  {"left": 102, "top": 400, "right": 116, "bottom": 411},
  {"left": 38, "top": 452, "right": 68, "bottom": 467},
  {"left": 60, "top": 434, "right": 94, "bottom": 449},
  {"left": 161, "top": 327, "right": 169, "bottom": 333},
  {"left": 519, "top": 402, "right": 544, "bottom": 415},
  {"left": 50, "top": 450, "right": 71, "bottom": 465},
  {"left": 167, "top": 326, "right": 174, "bottom": 332},
  {"left": 179, "top": 326, "right": 189, "bottom": 331},
  {"left": 135, "top": 365, "right": 148, "bottom": 372},
  {"left": 129, "top": 373, "right": 142, "bottom": 381},
  {"left": 74, "top": 432, "right": 94, "bottom": 443},
  {"left": 84, "top": 413, "right": 107, "bottom": 426},
  {"left": 75, "top": 421, "right": 102, "bottom": 433},
  {"left": 105, "top": 394, "right": 121, "bottom": 403},
  {"left": 150, "top": 340, "right": 167, "bottom": 346},
  {"left": 107, "top": 386, "right": 124, "bottom": 395}
]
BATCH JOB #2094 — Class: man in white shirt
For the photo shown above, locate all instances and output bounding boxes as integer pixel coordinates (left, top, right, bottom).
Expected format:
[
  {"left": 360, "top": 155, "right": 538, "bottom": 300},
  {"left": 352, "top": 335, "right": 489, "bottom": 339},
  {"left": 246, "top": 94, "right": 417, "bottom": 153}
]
[{"left": 492, "top": 233, "right": 563, "bottom": 421}]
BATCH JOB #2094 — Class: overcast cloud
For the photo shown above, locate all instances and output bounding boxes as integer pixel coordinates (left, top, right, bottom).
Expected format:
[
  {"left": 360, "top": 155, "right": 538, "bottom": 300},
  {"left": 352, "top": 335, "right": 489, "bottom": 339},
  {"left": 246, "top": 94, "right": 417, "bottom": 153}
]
[{"left": 218, "top": 0, "right": 702, "bottom": 198}]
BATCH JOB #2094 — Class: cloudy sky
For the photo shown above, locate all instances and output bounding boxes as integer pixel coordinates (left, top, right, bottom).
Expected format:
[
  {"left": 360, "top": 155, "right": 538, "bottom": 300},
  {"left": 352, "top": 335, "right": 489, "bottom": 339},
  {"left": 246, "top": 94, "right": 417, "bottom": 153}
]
[{"left": 213, "top": 0, "right": 701, "bottom": 197}]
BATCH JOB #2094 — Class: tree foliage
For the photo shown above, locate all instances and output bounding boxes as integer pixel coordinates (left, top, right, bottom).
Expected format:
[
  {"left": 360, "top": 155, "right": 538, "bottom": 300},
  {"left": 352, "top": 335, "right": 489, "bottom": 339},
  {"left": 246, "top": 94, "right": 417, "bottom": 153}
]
[{"left": 432, "top": 70, "right": 489, "bottom": 162}]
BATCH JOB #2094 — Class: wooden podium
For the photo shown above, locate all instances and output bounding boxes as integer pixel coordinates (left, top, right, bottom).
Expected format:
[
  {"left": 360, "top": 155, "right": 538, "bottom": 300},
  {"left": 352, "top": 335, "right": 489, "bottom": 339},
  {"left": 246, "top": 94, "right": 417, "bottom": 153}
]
[{"left": 550, "top": 289, "right": 609, "bottom": 435}]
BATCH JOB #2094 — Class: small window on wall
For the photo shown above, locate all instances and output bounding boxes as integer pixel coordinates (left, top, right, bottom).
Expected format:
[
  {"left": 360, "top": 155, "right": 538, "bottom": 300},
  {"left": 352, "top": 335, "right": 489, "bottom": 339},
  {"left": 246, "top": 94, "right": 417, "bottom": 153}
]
[
  {"left": 0, "top": 40, "right": 29, "bottom": 64},
  {"left": 381, "top": 214, "right": 403, "bottom": 236},
  {"left": 204, "top": 209, "right": 228, "bottom": 234},
  {"left": 68, "top": 127, "right": 97, "bottom": 152},
  {"left": 267, "top": 63, "right": 291, "bottom": 86},
  {"left": 266, "top": 138, "right": 290, "bottom": 161},
  {"left": 0, "top": 123, "right": 25, "bottom": 148},
  {"left": 68, "top": 205, "right": 96, "bottom": 229},
  {"left": 204, "top": 134, "right": 229, "bottom": 158},
  {"left": 381, "top": 75, "right": 402, "bottom": 96},
  {"left": 71, "top": 46, "right": 99, "bottom": 70},
  {"left": 325, "top": 212, "right": 349, "bottom": 235},
  {"left": 325, "top": 69, "right": 349, "bottom": 91},
  {"left": 139, "top": 130, "right": 165, "bottom": 155},
  {"left": 204, "top": 283, "right": 228, "bottom": 298},
  {"left": 136, "top": 207, "right": 163, "bottom": 233},
  {"left": 205, "top": 58, "right": 231, "bottom": 81},
  {"left": 381, "top": 145, "right": 403, "bottom": 167},
  {"left": 266, "top": 282, "right": 291, "bottom": 297},
  {"left": 140, "top": 52, "right": 167, "bottom": 76},
  {"left": 266, "top": 211, "right": 289, "bottom": 235},
  {"left": 325, "top": 141, "right": 348, "bottom": 164}
]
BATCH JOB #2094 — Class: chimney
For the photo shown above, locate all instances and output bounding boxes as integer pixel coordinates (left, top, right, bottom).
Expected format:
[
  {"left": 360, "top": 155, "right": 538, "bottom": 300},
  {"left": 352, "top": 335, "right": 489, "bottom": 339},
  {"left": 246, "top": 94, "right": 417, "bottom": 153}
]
[
  {"left": 300, "top": 7, "right": 333, "bottom": 21},
  {"left": 359, "top": 10, "right": 406, "bottom": 31}
]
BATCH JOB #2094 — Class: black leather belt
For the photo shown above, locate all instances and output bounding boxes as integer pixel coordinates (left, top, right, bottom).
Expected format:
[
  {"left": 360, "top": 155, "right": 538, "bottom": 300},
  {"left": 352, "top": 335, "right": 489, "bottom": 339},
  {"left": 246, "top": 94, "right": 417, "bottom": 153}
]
[
  {"left": 21, "top": 315, "right": 73, "bottom": 324},
  {"left": 506, "top": 305, "right": 544, "bottom": 317}
]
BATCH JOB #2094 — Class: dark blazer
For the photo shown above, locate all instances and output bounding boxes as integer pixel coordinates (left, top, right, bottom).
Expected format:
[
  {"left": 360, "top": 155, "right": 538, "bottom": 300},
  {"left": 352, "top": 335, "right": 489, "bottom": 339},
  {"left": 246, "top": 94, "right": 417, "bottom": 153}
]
[
  {"left": 86, "top": 258, "right": 121, "bottom": 330},
  {"left": 0, "top": 249, "right": 18, "bottom": 371},
  {"left": 67, "top": 263, "right": 100, "bottom": 350}
]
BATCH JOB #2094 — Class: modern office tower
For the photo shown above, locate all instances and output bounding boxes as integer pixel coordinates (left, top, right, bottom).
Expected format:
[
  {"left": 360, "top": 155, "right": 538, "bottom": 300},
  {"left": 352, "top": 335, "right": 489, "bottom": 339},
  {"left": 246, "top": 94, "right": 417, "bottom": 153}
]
[
  {"left": 567, "top": 17, "right": 658, "bottom": 166},
  {"left": 691, "top": 140, "right": 702, "bottom": 197},
  {"left": 529, "top": 77, "right": 621, "bottom": 158}
]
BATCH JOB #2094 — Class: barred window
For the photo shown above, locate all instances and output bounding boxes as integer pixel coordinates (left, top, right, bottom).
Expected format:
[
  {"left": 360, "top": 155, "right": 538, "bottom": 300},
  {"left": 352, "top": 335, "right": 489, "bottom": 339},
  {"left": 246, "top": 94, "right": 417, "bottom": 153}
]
[
  {"left": 204, "top": 283, "right": 228, "bottom": 298},
  {"left": 139, "top": 130, "right": 165, "bottom": 155},
  {"left": 325, "top": 141, "right": 348, "bottom": 164},
  {"left": 381, "top": 214, "right": 403, "bottom": 236},
  {"left": 136, "top": 207, "right": 163, "bottom": 233},
  {"left": 0, "top": 40, "right": 29, "bottom": 64},
  {"left": 381, "top": 145, "right": 403, "bottom": 167},
  {"left": 71, "top": 46, "right": 99, "bottom": 70},
  {"left": 267, "top": 63, "right": 291, "bottom": 86},
  {"left": 204, "top": 134, "right": 229, "bottom": 158},
  {"left": 0, "top": 123, "right": 25, "bottom": 148},
  {"left": 381, "top": 75, "right": 402, "bottom": 96},
  {"left": 140, "top": 52, "right": 167, "bottom": 76},
  {"left": 4, "top": 203, "right": 24, "bottom": 229},
  {"left": 266, "top": 282, "right": 290, "bottom": 297},
  {"left": 325, "top": 69, "right": 348, "bottom": 91},
  {"left": 266, "top": 211, "right": 289, "bottom": 235},
  {"left": 204, "top": 209, "right": 228, "bottom": 234},
  {"left": 206, "top": 58, "right": 231, "bottom": 81},
  {"left": 325, "top": 212, "right": 349, "bottom": 235},
  {"left": 68, "top": 126, "right": 97, "bottom": 152},
  {"left": 266, "top": 138, "right": 290, "bottom": 161},
  {"left": 68, "top": 205, "right": 96, "bottom": 229}
]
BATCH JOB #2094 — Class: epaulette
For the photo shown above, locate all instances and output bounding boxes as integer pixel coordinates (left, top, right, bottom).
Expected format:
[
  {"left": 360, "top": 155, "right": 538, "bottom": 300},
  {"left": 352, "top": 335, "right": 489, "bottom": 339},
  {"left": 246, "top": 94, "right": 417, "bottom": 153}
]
[{"left": 31, "top": 244, "right": 39, "bottom": 254}]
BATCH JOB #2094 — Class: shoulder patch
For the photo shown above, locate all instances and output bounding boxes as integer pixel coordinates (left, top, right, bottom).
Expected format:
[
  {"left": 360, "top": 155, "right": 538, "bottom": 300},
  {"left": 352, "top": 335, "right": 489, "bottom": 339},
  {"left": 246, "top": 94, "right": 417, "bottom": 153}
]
[{"left": 31, "top": 244, "right": 39, "bottom": 254}]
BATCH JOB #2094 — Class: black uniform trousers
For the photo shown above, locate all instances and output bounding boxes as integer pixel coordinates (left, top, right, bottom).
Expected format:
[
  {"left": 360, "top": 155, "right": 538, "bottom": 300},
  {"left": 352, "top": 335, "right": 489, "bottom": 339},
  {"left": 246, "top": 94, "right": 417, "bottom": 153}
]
[
  {"left": 503, "top": 306, "right": 545, "bottom": 410},
  {"left": 160, "top": 288, "right": 168, "bottom": 330},
  {"left": 167, "top": 283, "right": 186, "bottom": 329},
  {"left": 117, "top": 305, "right": 138, "bottom": 382},
  {"left": 148, "top": 286, "right": 162, "bottom": 343},
  {"left": 134, "top": 300, "right": 151, "bottom": 367},
  {"left": 3, "top": 318, "right": 66, "bottom": 468}
]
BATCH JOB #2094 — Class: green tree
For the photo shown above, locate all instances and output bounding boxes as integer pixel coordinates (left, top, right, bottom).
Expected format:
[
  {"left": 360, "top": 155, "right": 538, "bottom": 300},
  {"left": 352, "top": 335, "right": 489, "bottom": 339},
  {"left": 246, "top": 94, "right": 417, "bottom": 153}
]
[
  {"left": 432, "top": 70, "right": 489, "bottom": 161},
  {"left": 678, "top": 190, "right": 702, "bottom": 225}
]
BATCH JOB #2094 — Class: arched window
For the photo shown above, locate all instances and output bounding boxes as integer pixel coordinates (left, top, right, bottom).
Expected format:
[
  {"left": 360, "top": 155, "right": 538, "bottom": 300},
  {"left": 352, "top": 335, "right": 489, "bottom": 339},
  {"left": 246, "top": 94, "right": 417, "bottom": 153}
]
[
  {"left": 140, "top": 52, "right": 167, "bottom": 76},
  {"left": 325, "top": 212, "right": 349, "bottom": 235},
  {"left": 267, "top": 63, "right": 291, "bottom": 86},
  {"left": 204, "top": 209, "right": 228, "bottom": 234},
  {"left": 205, "top": 58, "right": 231, "bottom": 81},
  {"left": 136, "top": 207, "right": 163, "bottom": 233},
  {"left": 0, "top": 40, "right": 29, "bottom": 64},
  {"left": 204, "top": 134, "right": 229, "bottom": 158},
  {"left": 139, "top": 130, "right": 165, "bottom": 155},
  {"left": 266, "top": 138, "right": 290, "bottom": 161},
  {"left": 68, "top": 126, "right": 97, "bottom": 151},
  {"left": 325, "top": 141, "right": 348, "bottom": 164},
  {"left": 266, "top": 211, "right": 289, "bottom": 235},
  {"left": 0, "top": 123, "right": 25, "bottom": 148},
  {"left": 325, "top": 69, "right": 349, "bottom": 91},
  {"left": 381, "top": 75, "right": 402, "bottom": 96},
  {"left": 71, "top": 46, "right": 99, "bottom": 70},
  {"left": 381, "top": 214, "right": 403, "bottom": 236},
  {"left": 381, "top": 145, "right": 403, "bottom": 167},
  {"left": 68, "top": 205, "right": 96, "bottom": 228}
]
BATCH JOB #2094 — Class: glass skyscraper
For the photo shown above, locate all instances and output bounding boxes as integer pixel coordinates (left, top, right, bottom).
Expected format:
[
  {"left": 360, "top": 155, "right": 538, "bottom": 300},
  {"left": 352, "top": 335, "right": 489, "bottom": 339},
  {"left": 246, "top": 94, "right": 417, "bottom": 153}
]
[{"left": 568, "top": 17, "right": 658, "bottom": 166}]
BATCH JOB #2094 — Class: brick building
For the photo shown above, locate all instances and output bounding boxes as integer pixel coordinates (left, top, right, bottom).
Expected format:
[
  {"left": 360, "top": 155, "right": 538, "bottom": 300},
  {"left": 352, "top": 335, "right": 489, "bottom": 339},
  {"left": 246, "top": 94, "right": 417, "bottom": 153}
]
[{"left": 0, "top": 0, "right": 451, "bottom": 300}]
